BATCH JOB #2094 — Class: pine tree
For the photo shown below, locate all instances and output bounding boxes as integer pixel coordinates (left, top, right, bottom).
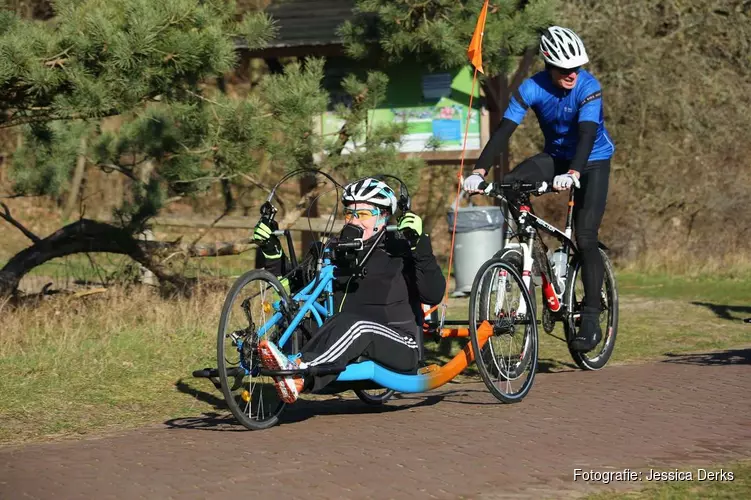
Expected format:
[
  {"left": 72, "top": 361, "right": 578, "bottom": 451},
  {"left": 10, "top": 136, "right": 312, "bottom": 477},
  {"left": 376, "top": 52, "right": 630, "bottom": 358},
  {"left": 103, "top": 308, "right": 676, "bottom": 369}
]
[
  {"left": 339, "top": 0, "right": 557, "bottom": 178},
  {"left": 0, "top": 0, "right": 417, "bottom": 297}
]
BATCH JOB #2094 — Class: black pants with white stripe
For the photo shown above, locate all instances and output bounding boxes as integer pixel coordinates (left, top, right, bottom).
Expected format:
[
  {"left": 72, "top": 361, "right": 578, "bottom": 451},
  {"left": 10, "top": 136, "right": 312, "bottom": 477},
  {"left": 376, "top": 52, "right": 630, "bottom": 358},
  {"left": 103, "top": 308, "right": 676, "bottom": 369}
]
[{"left": 300, "top": 312, "right": 420, "bottom": 392}]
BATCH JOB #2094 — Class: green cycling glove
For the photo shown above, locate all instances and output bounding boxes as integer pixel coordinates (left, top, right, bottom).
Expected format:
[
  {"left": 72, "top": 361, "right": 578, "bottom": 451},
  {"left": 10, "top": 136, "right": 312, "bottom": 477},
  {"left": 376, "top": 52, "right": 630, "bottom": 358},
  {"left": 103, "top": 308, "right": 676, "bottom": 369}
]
[{"left": 398, "top": 212, "right": 423, "bottom": 250}]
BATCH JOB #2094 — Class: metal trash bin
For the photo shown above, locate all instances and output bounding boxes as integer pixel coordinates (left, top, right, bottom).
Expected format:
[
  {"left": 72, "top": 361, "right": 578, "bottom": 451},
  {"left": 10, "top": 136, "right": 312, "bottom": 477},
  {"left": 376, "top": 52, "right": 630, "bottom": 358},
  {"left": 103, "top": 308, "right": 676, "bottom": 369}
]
[{"left": 446, "top": 204, "right": 504, "bottom": 297}]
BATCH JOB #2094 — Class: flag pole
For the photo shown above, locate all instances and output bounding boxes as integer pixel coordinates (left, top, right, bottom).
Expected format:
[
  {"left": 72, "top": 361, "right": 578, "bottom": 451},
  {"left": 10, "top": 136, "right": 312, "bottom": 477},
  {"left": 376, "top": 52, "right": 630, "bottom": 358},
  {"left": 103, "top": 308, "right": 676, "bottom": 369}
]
[{"left": 437, "top": 0, "right": 489, "bottom": 329}]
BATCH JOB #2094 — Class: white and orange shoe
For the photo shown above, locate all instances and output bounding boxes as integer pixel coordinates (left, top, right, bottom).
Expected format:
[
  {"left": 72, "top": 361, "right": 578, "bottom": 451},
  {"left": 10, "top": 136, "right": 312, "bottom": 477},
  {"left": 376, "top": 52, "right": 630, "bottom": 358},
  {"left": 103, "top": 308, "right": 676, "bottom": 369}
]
[{"left": 257, "top": 340, "right": 305, "bottom": 404}]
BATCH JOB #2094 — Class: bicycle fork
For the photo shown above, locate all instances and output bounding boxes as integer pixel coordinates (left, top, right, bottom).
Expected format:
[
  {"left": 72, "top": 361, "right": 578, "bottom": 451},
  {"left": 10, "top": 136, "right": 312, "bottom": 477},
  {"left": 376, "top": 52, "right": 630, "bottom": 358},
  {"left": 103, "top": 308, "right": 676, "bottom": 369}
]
[{"left": 494, "top": 205, "right": 538, "bottom": 319}]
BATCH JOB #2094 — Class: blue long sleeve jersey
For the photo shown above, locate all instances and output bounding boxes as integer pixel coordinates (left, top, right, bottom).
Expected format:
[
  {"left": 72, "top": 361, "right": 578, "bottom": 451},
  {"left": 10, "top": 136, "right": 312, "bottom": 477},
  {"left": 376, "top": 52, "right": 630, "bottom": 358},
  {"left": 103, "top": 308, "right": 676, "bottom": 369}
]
[{"left": 476, "top": 69, "right": 615, "bottom": 174}]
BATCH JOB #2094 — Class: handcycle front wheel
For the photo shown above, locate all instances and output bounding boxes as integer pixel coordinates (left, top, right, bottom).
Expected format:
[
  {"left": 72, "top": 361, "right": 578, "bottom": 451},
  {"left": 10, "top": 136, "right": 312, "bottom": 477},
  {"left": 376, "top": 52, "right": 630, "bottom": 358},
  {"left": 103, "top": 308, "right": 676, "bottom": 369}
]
[
  {"left": 217, "top": 269, "right": 293, "bottom": 430},
  {"left": 469, "top": 258, "right": 539, "bottom": 403},
  {"left": 563, "top": 249, "right": 619, "bottom": 370}
]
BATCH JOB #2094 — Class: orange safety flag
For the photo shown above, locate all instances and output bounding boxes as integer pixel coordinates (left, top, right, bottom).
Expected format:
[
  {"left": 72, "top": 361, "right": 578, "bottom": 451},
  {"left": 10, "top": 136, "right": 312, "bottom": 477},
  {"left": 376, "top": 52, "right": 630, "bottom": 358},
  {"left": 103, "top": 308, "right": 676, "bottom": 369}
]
[{"left": 466, "top": 0, "right": 490, "bottom": 74}]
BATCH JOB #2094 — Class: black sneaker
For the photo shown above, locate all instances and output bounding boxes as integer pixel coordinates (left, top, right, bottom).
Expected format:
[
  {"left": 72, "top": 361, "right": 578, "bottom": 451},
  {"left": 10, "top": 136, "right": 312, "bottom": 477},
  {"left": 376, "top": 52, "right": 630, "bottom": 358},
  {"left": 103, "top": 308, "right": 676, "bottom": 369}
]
[{"left": 570, "top": 306, "right": 603, "bottom": 353}]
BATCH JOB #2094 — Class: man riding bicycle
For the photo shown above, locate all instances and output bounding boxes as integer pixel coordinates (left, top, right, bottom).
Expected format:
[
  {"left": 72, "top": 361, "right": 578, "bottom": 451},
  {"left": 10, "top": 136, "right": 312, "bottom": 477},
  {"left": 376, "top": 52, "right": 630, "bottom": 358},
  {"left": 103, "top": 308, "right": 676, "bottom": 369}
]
[
  {"left": 252, "top": 178, "right": 446, "bottom": 403},
  {"left": 463, "top": 26, "right": 615, "bottom": 353}
]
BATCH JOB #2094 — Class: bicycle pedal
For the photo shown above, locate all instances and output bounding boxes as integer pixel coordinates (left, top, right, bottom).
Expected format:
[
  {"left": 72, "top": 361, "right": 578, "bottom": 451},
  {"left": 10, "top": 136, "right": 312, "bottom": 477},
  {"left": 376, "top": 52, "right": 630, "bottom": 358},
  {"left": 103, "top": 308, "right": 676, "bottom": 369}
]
[{"left": 192, "top": 367, "right": 219, "bottom": 378}]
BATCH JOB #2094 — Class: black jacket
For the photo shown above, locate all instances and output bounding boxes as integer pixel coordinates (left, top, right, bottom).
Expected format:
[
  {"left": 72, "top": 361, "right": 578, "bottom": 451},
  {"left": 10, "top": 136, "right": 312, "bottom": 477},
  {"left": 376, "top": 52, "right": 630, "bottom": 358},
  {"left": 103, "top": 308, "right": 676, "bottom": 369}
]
[{"left": 264, "top": 232, "right": 445, "bottom": 337}]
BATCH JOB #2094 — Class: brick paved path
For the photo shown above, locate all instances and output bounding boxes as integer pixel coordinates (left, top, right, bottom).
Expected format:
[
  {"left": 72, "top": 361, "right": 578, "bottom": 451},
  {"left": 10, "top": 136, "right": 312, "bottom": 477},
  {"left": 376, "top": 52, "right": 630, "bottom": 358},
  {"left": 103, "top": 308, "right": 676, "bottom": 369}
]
[{"left": 1, "top": 349, "right": 749, "bottom": 499}]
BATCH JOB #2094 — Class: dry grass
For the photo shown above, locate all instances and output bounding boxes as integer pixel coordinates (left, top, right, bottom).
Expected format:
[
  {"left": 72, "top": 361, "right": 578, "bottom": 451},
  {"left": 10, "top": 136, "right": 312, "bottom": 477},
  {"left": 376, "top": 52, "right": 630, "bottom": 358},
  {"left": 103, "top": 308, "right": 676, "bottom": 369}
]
[
  {"left": 0, "top": 286, "right": 224, "bottom": 445},
  {"left": 619, "top": 248, "right": 751, "bottom": 280}
]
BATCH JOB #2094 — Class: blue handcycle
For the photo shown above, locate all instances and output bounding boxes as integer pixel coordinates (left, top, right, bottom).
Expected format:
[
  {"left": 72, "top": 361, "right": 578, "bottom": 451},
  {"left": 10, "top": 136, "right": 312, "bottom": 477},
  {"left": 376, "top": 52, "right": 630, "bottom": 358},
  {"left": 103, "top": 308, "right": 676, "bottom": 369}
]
[{"left": 195, "top": 172, "right": 539, "bottom": 430}]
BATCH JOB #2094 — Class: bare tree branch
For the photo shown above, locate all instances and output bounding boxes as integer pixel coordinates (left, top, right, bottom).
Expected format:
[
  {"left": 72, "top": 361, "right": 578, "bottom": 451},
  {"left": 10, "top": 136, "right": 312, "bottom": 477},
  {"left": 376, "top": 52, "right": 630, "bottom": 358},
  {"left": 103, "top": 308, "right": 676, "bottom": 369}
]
[
  {"left": 95, "top": 162, "right": 140, "bottom": 183},
  {"left": 187, "top": 210, "right": 231, "bottom": 248},
  {"left": 0, "top": 95, "right": 162, "bottom": 129},
  {"left": 239, "top": 173, "right": 286, "bottom": 212},
  {"left": 172, "top": 173, "right": 239, "bottom": 184},
  {"left": 278, "top": 179, "right": 330, "bottom": 229},
  {"left": 0, "top": 202, "right": 41, "bottom": 243}
]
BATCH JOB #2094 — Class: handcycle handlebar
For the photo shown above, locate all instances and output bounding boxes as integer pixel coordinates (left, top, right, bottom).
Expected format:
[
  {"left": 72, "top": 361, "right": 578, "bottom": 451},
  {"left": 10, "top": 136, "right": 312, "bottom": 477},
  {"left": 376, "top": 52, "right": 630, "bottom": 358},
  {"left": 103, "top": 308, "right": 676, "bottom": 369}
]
[
  {"left": 332, "top": 225, "right": 399, "bottom": 251},
  {"left": 336, "top": 240, "right": 362, "bottom": 250}
]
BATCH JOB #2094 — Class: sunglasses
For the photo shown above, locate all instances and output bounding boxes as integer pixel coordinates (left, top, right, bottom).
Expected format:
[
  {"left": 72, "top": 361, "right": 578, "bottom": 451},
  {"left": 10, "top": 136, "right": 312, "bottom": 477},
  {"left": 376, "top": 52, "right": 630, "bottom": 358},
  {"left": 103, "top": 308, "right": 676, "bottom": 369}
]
[
  {"left": 343, "top": 207, "right": 381, "bottom": 222},
  {"left": 551, "top": 65, "right": 581, "bottom": 75}
]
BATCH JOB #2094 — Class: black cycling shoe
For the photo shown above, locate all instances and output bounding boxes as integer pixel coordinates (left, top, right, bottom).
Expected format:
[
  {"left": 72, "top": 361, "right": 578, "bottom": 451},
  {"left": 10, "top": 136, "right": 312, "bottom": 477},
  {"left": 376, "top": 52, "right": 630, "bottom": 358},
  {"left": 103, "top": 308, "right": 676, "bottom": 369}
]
[{"left": 570, "top": 306, "right": 603, "bottom": 353}]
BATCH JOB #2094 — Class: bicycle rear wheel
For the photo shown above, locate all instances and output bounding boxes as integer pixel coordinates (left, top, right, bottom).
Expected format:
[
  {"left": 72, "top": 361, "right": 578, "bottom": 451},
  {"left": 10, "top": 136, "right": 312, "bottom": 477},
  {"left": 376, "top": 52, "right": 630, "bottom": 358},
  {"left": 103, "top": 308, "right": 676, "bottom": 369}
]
[
  {"left": 563, "top": 249, "right": 619, "bottom": 370},
  {"left": 469, "top": 258, "right": 538, "bottom": 403},
  {"left": 217, "top": 269, "right": 291, "bottom": 430}
]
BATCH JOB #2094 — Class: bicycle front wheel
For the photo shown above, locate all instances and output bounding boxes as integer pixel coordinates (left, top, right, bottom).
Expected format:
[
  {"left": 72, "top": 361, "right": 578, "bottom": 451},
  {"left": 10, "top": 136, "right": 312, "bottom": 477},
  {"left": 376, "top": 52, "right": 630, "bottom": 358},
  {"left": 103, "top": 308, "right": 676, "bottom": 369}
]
[
  {"left": 469, "top": 258, "right": 538, "bottom": 403},
  {"left": 563, "top": 249, "right": 619, "bottom": 370},
  {"left": 217, "top": 269, "right": 291, "bottom": 430}
]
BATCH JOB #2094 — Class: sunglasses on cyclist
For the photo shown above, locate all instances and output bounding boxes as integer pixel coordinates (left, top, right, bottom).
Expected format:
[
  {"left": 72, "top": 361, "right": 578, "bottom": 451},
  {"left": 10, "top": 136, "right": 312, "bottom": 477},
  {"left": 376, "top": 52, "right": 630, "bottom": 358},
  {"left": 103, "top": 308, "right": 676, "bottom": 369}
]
[
  {"left": 550, "top": 65, "right": 581, "bottom": 75},
  {"left": 343, "top": 207, "right": 381, "bottom": 222}
]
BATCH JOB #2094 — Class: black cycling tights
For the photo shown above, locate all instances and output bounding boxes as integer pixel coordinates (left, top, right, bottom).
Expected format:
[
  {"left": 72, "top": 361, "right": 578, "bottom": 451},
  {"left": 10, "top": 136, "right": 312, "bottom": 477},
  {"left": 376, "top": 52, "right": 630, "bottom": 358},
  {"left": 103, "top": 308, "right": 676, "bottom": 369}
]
[{"left": 504, "top": 153, "right": 610, "bottom": 310}]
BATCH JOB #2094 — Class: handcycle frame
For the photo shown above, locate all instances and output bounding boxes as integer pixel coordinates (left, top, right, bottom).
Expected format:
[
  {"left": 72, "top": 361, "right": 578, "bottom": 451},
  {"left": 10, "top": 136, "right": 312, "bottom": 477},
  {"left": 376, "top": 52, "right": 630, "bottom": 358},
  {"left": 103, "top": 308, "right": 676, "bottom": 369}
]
[
  {"left": 193, "top": 169, "right": 540, "bottom": 431},
  {"left": 254, "top": 222, "right": 494, "bottom": 395}
]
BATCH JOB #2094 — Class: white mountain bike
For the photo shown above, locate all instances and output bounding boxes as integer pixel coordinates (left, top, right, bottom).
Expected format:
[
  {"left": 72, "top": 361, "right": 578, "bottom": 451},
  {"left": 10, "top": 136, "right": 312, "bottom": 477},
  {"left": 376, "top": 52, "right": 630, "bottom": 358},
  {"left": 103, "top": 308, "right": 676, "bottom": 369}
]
[{"left": 470, "top": 180, "right": 619, "bottom": 371}]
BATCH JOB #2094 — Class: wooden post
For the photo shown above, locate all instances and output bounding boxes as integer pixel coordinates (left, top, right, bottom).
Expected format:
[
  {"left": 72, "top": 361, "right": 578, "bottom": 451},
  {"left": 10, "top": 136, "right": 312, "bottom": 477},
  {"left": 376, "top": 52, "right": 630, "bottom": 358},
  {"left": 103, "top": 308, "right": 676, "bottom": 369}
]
[
  {"left": 137, "top": 229, "right": 157, "bottom": 286},
  {"left": 62, "top": 136, "right": 88, "bottom": 221},
  {"left": 484, "top": 74, "right": 509, "bottom": 208},
  {"left": 299, "top": 172, "right": 319, "bottom": 255},
  {"left": 137, "top": 161, "right": 156, "bottom": 285}
]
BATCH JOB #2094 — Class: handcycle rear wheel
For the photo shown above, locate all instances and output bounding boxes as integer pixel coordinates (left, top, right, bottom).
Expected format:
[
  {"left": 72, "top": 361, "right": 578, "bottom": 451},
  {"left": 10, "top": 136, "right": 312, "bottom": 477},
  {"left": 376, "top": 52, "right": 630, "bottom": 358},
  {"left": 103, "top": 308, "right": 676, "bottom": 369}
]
[
  {"left": 563, "top": 249, "right": 619, "bottom": 370},
  {"left": 469, "top": 258, "right": 538, "bottom": 403},
  {"left": 217, "top": 269, "right": 292, "bottom": 430}
]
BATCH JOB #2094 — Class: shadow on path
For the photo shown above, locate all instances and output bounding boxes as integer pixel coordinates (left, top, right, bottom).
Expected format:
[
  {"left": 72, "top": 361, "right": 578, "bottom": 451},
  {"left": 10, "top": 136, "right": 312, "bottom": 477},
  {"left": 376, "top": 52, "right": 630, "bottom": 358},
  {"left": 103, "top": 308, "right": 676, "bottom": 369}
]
[
  {"left": 164, "top": 390, "right": 447, "bottom": 431},
  {"left": 661, "top": 348, "right": 751, "bottom": 366}
]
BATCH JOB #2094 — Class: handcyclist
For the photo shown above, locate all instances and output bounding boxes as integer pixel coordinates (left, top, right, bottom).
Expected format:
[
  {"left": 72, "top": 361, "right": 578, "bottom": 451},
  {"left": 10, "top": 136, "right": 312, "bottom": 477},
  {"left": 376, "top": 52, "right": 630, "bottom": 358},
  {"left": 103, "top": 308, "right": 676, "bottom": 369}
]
[
  {"left": 252, "top": 177, "right": 446, "bottom": 403},
  {"left": 463, "top": 26, "right": 615, "bottom": 353}
]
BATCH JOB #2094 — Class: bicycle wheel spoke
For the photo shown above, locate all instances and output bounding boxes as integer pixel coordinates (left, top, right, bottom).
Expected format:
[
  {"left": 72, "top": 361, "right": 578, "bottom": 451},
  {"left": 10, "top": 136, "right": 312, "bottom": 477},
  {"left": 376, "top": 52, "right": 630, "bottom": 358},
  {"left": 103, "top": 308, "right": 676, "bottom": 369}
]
[
  {"left": 217, "top": 270, "right": 289, "bottom": 430},
  {"left": 470, "top": 259, "right": 538, "bottom": 403},
  {"left": 564, "top": 250, "right": 619, "bottom": 370}
]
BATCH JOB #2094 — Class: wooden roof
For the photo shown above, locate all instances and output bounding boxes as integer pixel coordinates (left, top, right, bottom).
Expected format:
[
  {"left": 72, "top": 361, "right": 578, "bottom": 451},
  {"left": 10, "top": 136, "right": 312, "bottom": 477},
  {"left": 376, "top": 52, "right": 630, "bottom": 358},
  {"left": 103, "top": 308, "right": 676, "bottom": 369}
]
[{"left": 237, "top": 0, "right": 357, "bottom": 51}]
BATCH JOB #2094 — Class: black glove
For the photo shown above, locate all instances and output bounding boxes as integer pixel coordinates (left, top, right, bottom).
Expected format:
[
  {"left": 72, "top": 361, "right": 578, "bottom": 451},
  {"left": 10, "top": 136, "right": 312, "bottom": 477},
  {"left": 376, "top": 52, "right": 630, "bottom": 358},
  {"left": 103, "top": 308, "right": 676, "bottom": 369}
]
[
  {"left": 253, "top": 219, "right": 282, "bottom": 258},
  {"left": 398, "top": 212, "right": 423, "bottom": 250}
]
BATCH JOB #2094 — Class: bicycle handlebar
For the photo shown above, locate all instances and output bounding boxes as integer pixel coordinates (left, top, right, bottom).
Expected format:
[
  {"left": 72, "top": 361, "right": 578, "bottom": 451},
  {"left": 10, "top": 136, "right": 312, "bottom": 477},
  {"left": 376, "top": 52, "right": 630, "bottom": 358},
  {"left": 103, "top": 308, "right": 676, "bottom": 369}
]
[
  {"left": 336, "top": 240, "right": 362, "bottom": 250},
  {"left": 477, "top": 180, "right": 551, "bottom": 197}
]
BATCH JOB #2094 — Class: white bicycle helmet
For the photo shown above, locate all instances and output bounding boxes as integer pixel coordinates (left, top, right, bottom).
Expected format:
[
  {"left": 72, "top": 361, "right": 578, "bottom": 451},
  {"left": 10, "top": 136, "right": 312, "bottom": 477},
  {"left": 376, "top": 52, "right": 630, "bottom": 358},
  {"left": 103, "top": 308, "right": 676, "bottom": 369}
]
[
  {"left": 342, "top": 178, "right": 398, "bottom": 214},
  {"left": 540, "top": 26, "right": 589, "bottom": 69}
]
